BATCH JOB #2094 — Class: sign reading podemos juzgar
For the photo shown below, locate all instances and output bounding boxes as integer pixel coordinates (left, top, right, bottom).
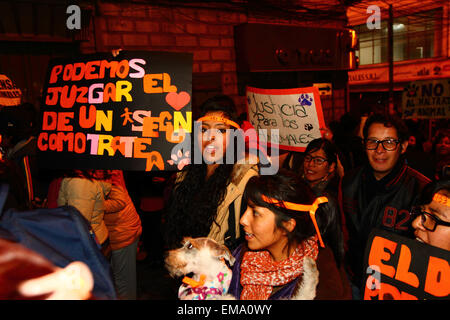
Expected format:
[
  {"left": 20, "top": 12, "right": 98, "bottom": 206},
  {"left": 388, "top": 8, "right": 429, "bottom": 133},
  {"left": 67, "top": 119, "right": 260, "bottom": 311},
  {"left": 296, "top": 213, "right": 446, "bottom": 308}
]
[{"left": 37, "top": 51, "right": 192, "bottom": 171}]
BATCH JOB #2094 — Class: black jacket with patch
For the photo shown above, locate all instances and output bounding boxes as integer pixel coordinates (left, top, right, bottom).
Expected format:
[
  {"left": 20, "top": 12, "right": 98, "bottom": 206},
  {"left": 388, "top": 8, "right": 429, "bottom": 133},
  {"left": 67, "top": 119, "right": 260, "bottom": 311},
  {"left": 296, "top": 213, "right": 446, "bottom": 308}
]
[{"left": 338, "top": 160, "right": 430, "bottom": 286}]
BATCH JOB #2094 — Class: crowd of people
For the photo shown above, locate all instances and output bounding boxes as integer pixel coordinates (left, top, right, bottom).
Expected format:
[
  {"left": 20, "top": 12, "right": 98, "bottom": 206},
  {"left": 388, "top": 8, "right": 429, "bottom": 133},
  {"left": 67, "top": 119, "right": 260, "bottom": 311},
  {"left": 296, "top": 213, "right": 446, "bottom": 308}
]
[{"left": 0, "top": 92, "right": 449, "bottom": 300}]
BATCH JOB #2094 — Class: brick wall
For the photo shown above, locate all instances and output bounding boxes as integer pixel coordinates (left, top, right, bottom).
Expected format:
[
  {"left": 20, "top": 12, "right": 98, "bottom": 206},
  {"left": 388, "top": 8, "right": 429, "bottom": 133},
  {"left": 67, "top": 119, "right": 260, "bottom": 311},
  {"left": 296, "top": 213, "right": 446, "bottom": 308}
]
[
  {"left": 321, "top": 90, "right": 347, "bottom": 124},
  {"left": 80, "top": 2, "right": 347, "bottom": 120}
]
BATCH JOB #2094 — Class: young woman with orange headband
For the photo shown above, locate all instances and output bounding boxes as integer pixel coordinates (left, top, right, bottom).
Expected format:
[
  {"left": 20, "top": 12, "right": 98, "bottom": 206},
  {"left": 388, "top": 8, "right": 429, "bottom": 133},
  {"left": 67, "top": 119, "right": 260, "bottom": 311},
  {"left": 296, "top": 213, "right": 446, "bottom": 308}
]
[
  {"left": 164, "top": 95, "right": 259, "bottom": 251},
  {"left": 228, "top": 170, "right": 351, "bottom": 300}
]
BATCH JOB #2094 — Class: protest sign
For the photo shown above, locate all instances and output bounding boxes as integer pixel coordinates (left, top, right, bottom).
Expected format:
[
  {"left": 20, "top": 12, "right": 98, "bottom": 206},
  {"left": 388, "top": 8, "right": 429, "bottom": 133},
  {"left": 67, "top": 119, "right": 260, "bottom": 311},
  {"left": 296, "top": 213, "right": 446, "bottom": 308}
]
[
  {"left": 0, "top": 74, "right": 21, "bottom": 106},
  {"left": 402, "top": 79, "right": 450, "bottom": 119},
  {"left": 363, "top": 228, "right": 450, "bottom": 300},
  {"left": 37, "top": 51, "right": 192, "bottom": 171},
  {"left": 246, "top": 86, "right": 325, "bottom": 152}
]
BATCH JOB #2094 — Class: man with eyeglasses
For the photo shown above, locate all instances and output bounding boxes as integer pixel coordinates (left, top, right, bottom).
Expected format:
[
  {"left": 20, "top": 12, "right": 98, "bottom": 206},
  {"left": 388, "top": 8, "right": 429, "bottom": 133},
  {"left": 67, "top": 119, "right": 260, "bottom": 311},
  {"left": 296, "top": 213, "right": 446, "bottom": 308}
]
[
  {"left": 411, "top": 179, "right": 450, "bottom": 252},
  {"left": 338, "top": 113, "right": 430, "bottom": 299}
]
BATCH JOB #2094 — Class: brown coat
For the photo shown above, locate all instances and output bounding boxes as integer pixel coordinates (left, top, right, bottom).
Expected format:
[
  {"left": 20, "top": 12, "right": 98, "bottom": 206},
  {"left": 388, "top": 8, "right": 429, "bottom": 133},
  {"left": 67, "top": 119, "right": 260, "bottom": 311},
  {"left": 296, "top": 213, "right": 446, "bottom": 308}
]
[
  {"left": 315, "top": 247, "right": 352, "bottom": 300},
  {"left": 57, "top": 177, "right": 111, "bottom": 245},
  {"left": 207, "top": 163, "right": 259, "bottom": 244},
  {"left": 175, "top": 163, "right": 259, "bottom": 245}
]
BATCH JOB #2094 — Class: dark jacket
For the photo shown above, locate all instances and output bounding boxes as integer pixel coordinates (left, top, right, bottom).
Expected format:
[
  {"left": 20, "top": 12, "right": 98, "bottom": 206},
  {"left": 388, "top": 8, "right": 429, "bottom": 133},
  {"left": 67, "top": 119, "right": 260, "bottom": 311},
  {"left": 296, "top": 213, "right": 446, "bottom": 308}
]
[
  {"left": 6, "top": 136, "right": 46, "bottom": 207},
  {"left": 228, "top": 243, "right": 351, "bottom": 300},
  {"left": 338, "top": 160, "right": 430, "bottom": 287}
]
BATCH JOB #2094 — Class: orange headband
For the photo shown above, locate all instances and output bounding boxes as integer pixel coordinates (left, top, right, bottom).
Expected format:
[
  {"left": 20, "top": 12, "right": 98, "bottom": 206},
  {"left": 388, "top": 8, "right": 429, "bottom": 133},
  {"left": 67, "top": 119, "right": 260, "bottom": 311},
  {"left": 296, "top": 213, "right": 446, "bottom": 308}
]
[
  {"left": 433, "top": 193, "right": 450, "bottom": 207},
  {"left": 196, "top": 116, "right": 240, "bottom": 129},
  {"left": 261, "top": 195, "right": 327, "bottom": 248}
]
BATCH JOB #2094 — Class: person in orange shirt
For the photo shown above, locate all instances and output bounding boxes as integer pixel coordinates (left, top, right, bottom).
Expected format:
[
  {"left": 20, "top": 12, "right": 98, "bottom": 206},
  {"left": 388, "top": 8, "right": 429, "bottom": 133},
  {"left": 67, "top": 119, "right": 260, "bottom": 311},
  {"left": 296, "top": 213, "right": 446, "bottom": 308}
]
[{"left": 104, "top": 170, "right": 142, "bottom": 300}]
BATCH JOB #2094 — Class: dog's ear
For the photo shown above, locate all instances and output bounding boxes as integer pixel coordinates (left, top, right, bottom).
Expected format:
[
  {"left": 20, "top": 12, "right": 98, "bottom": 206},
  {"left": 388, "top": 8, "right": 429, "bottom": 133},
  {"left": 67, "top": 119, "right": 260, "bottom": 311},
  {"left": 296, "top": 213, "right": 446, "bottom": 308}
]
[
  {"left": 181, "top": 237, "right": 194, "bottom": 249},
  {"left": 182, "top": 237, "right": 194, "bottom": 244},
  {"left": 213, "top": 244, "right": 235, "bottom": 266}
]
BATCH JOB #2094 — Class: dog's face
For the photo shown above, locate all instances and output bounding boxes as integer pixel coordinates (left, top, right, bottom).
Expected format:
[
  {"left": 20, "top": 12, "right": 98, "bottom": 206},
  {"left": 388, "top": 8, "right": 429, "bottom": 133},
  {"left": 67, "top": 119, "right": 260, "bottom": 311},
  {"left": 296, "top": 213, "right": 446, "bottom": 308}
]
[{"left": 165, "top": 237, "right": 235, "bottom": 278}]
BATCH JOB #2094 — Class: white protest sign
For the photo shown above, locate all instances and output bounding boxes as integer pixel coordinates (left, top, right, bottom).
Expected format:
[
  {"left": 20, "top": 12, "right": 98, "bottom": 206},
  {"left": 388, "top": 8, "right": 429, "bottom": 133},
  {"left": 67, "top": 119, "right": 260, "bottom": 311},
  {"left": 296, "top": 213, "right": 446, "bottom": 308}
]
[{"left": 246, "top": 86, "right": 325, "bottom": 152}]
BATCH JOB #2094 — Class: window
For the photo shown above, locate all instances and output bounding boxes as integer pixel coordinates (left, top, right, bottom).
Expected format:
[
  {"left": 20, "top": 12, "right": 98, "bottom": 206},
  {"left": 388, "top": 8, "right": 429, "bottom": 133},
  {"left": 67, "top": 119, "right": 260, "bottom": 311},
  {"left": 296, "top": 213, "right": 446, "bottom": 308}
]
[{"left": 354, "top": 9, "right": 440, "bottom": 65}]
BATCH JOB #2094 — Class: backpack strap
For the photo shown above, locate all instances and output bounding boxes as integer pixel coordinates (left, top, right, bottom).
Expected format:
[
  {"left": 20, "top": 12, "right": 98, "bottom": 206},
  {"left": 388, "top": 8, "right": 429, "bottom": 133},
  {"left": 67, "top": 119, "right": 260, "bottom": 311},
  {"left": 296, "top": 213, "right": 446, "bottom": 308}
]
[
  {"left": 224, "top": 198, "right": 246, "bottom": 251},
  {"left": 0, "top": 183, "right": 9, "bottom": 213},
  {"left": 224, "top": 201, "right": 236, "bottom": 249}
]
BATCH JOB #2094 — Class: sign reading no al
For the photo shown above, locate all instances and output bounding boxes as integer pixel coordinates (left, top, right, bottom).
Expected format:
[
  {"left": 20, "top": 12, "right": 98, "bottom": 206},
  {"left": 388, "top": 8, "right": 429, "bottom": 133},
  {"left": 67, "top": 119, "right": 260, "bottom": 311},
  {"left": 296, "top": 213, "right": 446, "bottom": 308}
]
[
  {"left": 246, "top": 86, "right": 325, "bottom": 152},
  {"left": 402, "top": 79, "right": 450, "bottom": 119}
]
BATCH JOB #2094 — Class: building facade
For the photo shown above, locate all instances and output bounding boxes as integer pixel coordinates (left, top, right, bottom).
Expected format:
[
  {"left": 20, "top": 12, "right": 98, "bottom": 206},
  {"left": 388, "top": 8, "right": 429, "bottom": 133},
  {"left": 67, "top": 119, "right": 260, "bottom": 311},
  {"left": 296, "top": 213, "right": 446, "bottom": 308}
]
[
  {"left": 347, "top": 0, "right": 450, "bottom": 120},
  {"left": 0, "top": 0, "right": 358, "bottom": 125}
]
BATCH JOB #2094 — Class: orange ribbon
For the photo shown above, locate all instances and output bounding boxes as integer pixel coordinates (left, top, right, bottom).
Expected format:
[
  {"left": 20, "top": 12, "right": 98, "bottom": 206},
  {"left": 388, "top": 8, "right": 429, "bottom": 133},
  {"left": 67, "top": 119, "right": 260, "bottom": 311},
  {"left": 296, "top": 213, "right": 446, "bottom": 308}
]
[
  {"left": 182, "top": 274, "right": 206, "bottom": 288},
  {"left": 261, "top": 195, "right": 327, "bottom": 248},
  {"left": 197, "top": 116, "right": 240, "bottom": 129},
  {"left": 433, "top": 193, "right": 450, "bottom": 207}
]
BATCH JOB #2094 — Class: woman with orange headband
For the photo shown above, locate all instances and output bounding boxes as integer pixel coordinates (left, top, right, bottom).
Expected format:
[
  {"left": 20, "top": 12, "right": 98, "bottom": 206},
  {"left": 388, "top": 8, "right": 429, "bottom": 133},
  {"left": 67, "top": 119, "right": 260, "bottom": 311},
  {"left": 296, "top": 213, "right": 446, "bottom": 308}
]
[
  {"left": 228, "top": 170, "right": 351, "bottom": 300},
  {"left": 164, "top": 95, "right": 259, "bottom": 252}
]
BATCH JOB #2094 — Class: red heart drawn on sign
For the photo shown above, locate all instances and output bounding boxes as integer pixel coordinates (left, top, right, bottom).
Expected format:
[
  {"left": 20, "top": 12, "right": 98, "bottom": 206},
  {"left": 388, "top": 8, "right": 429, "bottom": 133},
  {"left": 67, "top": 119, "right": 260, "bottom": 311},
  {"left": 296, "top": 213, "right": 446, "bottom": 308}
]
[{"left": 166, "top": 91, "right": 191, "bottom": 111}]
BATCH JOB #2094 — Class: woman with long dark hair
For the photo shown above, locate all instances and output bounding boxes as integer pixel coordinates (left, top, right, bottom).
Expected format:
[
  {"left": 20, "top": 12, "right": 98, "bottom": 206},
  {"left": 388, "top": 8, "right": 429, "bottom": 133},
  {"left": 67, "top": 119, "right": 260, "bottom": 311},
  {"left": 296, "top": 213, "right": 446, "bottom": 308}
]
[
  {"left": 163, "top": 95, "right": 259, "bottom": 251},
  {"left": 228, "top": 170, "right": 351, "bottom": 300}
]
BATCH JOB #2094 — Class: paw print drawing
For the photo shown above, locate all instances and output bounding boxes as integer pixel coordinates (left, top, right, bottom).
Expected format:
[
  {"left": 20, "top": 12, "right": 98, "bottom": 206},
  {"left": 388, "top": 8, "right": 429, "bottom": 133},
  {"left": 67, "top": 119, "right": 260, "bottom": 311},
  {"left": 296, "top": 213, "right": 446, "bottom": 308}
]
[
  {"left": 405, "top": 84, "right": 418, "bottom": 97},
  {"left": 299, "top": 94, "right": 313, "bottom": 106},
  {"left": 167, "top": 150, "right": 190, "bottom": 170},
  {"left": 304, "top": 123, "right": 313, "bottom": 131}
]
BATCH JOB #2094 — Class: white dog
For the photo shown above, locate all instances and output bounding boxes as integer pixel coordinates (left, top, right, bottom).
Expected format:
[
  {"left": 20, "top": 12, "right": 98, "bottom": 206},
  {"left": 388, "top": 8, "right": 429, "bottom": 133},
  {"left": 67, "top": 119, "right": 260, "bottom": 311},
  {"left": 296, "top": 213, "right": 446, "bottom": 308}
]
[
  {"left": 165, "top": 237, "right": 319, "bottom": 300},
  {"left": 165, "top": 237, "right": 236, "bottom": 300}
]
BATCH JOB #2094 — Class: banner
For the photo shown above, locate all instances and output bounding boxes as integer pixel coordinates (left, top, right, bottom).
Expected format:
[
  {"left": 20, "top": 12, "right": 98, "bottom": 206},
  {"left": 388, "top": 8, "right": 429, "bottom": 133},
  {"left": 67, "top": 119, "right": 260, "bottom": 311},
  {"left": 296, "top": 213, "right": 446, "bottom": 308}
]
[
  {"left": 246, "top": 86, "right": 325, "bottom": 152},
  {"left": 363, "top": 228, "right": 450, "bottom": 300},
  {"left": 402, "top": 79, "right": 450, "bottom": 119},
  {"left": 0, "top": 74, "right": 21, "bottom": 106},
  {"left": 349, "top": 61, "right": 450, "bottom": 85},
  {"left": 37, "top": 51, "right": 192, "bottom": 171}
]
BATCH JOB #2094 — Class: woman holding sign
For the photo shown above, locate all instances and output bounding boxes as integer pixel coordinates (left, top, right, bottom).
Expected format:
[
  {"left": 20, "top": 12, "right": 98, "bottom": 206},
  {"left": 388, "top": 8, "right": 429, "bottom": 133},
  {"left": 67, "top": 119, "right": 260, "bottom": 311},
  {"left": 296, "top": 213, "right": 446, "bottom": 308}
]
[{"left": 164, "top": 95, "right": 259, "bottom": 252}]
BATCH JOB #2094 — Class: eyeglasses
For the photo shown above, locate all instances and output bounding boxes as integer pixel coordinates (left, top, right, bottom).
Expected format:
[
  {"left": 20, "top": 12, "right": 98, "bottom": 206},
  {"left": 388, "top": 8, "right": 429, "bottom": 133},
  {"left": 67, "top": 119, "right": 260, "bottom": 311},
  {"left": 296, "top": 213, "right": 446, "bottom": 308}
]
[
  {"left": 365, "top": 138, "right": 400, "bottom": 151},
  {"left": 304, "top": 155, "right": 328, "bottom": 166},
  {"left": 410, "top": 207, "right": 450, "bottom": 232}
]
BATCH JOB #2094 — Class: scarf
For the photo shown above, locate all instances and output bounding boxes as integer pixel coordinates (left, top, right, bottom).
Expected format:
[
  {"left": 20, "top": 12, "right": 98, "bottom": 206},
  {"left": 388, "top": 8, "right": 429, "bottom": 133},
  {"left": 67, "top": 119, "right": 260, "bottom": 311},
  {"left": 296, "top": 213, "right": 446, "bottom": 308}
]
[{"left": 240, "top": 236, "right": 319, "bottom": 300}]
